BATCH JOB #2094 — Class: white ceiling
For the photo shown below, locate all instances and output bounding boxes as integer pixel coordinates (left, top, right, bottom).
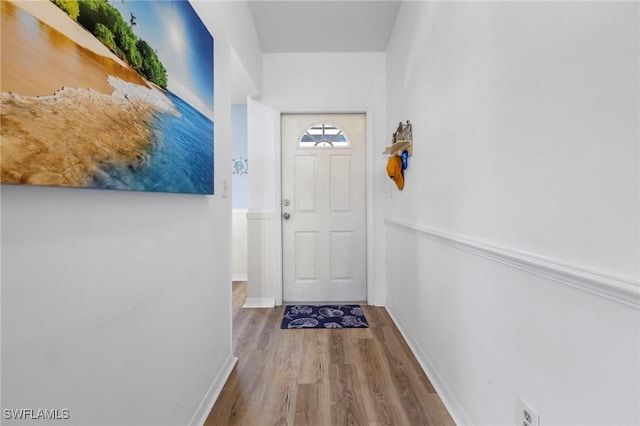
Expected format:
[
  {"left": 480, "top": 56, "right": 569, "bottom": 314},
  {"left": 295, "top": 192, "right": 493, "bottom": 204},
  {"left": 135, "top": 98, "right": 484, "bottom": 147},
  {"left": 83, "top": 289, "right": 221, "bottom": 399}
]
[{"left": 248, "top": 1, "right": 401, "bottom": 53}]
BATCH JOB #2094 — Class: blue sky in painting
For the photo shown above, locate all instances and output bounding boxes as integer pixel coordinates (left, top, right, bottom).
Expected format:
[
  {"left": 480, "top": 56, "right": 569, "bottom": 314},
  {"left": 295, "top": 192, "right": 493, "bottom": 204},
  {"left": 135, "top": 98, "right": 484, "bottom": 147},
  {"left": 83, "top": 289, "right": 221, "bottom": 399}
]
[{"left": 114, "top": 0, "right": 214, "bottom": 119}]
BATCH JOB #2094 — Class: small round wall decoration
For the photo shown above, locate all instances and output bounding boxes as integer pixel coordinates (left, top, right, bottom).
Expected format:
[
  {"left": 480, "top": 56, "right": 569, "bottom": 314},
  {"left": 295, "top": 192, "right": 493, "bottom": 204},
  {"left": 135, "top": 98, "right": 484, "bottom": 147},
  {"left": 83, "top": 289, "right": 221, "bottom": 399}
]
[{"left": 232, "top": 158, "right": 248, "bottom": 175}]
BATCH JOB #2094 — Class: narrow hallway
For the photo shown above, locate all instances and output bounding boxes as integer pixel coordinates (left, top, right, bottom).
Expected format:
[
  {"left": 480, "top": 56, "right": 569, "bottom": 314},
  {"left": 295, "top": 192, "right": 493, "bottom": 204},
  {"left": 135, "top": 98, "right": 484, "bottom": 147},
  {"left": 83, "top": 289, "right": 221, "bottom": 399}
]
[{"left": 205, "top": 283, "right": 454, "bottom": 425}]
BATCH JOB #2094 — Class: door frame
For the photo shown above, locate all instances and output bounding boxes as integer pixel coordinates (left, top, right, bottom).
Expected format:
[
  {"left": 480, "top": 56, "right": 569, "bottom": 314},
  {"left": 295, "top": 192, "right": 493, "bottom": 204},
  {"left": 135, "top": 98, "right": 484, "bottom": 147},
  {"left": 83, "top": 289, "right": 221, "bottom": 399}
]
[{"left": 274, "top": 107, "right": 376, "bottom": 306}]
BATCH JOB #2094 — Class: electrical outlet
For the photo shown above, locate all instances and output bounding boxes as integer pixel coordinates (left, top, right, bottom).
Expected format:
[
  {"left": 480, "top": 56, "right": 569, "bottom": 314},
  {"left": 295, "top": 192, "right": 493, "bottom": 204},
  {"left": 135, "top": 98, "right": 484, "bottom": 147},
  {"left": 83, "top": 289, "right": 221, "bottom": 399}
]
[{"left": 519, "top": 398, "right": 540, "bottom": 426}]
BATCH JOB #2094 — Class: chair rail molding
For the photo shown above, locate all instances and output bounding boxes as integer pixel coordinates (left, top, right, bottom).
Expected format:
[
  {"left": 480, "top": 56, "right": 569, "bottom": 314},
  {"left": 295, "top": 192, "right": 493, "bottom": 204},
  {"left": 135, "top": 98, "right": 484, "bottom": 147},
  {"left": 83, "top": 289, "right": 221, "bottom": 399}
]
[{"left": 385, "top": 218, "right": 640, "bottom": 308}]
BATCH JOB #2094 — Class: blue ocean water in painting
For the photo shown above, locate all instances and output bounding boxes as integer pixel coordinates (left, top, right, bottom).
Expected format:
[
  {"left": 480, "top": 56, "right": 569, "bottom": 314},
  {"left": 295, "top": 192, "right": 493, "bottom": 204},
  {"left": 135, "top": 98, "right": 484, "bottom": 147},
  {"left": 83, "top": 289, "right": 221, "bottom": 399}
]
[{"left": 91, "top": 92, "right": 214, "bottom": 195}]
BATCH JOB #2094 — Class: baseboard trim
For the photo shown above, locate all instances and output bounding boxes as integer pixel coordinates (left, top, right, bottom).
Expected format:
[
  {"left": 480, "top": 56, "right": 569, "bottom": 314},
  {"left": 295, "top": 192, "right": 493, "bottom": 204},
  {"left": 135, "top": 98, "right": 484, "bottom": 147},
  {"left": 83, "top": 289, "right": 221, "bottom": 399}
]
[
  {"left": 232, "top": 274, "right": 248, "bottom": 282},
  {"left": 242, "top": 297, "right": 276, "bottom": 308},
  {"left": 385, "top": 218, "right": 640, "bottom": 308},
  {"left": 385, "top": 304, "right": 473, "bottom": 426},
  {"left": 189, "top": 354, "right": 238, "bottom": 426}
]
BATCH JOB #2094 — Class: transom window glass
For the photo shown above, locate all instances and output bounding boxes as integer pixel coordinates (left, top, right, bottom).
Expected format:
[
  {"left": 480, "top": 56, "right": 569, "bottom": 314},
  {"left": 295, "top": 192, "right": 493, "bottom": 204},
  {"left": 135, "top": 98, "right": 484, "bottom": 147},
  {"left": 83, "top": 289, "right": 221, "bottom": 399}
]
[{"left": 299, "top": 123, "right": 350, "bottom": 148}]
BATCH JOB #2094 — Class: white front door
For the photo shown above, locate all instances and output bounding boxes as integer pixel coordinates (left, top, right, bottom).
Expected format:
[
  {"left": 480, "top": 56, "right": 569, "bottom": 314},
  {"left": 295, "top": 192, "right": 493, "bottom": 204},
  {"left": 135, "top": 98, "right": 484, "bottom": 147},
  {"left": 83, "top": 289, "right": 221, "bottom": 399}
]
[{"left": 281, "top": 114, "right": 366, "bottom": 303}]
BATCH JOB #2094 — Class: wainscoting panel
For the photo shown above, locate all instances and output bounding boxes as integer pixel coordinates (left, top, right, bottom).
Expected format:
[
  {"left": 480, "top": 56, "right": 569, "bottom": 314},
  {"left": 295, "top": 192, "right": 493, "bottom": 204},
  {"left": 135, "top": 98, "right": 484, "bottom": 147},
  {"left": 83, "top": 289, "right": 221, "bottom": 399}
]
[
  {"left": 384, "top": 218, "right": 640, "bottom": 425},
  {"left": 232, "top": 209, "right": 248, "bottom": 281},
  {"left": 245, "top": 212, "right": 276, "bottom": 308}
]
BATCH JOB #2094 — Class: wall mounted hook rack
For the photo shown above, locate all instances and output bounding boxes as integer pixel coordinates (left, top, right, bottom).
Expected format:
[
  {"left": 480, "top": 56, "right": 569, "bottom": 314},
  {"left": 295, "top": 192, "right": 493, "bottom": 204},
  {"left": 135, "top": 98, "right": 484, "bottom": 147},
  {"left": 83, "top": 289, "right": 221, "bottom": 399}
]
[{"left": 383, "top": 120, "right": 413, "bottom": 157}]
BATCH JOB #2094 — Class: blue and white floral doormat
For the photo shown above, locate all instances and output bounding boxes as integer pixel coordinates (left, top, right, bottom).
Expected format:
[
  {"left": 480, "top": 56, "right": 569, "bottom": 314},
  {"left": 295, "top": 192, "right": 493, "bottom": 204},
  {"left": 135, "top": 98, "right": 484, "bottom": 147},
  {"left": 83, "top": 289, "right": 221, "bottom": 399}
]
[{"left": 280, "top": 305, "right": 369, "bottom": 329}]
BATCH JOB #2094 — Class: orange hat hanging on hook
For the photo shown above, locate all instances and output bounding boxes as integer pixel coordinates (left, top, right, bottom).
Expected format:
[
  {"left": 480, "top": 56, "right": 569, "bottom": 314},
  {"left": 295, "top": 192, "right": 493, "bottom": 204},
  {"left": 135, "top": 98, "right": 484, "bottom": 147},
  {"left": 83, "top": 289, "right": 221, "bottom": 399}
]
[{"left": 386, "top": 155, "right": 404, "bottom": 190}]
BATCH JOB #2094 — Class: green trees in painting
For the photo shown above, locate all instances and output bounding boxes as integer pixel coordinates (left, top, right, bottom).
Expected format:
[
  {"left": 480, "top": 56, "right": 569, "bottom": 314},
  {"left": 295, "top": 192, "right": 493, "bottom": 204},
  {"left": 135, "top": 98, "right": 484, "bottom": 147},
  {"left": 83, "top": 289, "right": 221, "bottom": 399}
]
[
  {"left": 52, "top": 0, "right": 80, "bottom": 20},
  {"left": 137, "top": 40, "right": 168, "bottom": 89},
  {"left": 93, "top": 23, "right": 118, "bottom": 54},
  {"left": 51, "top": 0, "right": 167, "bottom": 89}
]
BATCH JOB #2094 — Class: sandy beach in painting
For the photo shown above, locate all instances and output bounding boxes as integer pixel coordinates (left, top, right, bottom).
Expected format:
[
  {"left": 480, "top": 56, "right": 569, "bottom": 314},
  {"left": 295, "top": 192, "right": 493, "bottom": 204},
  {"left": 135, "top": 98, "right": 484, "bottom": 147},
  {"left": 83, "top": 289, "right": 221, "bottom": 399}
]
[
  {"left": 2, "top": 81, "right": 161, "bottom": 187},
  {"left": 1, "top": 0, "right": 147, "bottom": 95},
  {"left": 1, "top": 0, "right": 170, "bottom": 187}
]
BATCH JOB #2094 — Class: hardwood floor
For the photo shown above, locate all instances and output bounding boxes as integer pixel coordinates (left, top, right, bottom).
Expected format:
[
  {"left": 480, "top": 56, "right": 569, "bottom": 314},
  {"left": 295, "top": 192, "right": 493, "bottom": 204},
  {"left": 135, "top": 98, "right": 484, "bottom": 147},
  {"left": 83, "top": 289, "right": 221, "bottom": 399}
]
[{"left": 204, "top": 282, "right": 455, "bottom": 426}]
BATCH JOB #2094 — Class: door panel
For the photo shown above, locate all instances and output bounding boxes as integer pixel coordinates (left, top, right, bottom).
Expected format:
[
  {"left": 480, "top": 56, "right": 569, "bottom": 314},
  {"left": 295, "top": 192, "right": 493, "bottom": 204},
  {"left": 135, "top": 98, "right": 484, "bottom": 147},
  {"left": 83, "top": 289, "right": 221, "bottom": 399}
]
[
  {"left": 331, "top": 231, "right": 353, "bottom": 280},
  {"left": 295, "top": 156, "right": 317, "bottom": 212},
  {"left": 330, "top": 155, "right": 352, "bottom": 212},
  {"left": 295, "top": 231, "right": 318, "bottom": 281},
  {"left": 282, "top": 114, "right": 366, "bottom": 303}
]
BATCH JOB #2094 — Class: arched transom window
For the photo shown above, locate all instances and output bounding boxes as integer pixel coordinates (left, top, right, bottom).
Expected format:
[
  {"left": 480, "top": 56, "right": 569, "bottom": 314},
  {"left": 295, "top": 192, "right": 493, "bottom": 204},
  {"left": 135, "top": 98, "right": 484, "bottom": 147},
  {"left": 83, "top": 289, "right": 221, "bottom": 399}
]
[{"left": 299, "top": 123, "right": 350, "bottom": 148}]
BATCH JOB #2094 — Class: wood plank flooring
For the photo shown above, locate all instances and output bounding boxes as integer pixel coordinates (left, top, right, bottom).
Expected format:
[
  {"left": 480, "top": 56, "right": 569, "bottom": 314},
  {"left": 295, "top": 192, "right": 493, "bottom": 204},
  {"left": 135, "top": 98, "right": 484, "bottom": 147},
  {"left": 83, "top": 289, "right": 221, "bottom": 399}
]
[{"left": 204, "top": 282, "right": 455, "bottom": 426}]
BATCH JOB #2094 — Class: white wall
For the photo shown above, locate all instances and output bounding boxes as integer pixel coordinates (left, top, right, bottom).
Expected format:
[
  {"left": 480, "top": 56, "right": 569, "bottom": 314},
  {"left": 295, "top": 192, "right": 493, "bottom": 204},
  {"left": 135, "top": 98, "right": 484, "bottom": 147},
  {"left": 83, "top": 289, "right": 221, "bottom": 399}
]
[
  {"left": 385, "top": 2, "right": 639, "bottom": 425},
  {"left": 247, "top": 98, "right": 279, "bottom": 213},
  {"left": 232, "top": 104, "right": 248, "bottom": 209},
  {"left": 249, "top": 52, "right": 388, "bottom": 305},
  {"left": 1, "top": 1, "right": 261, "bottom": 424}
]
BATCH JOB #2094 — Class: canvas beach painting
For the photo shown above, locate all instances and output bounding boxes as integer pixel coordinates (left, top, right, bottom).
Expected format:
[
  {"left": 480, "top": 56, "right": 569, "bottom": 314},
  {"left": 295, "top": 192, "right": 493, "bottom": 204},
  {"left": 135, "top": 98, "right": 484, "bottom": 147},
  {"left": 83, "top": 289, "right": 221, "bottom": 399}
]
[{"left": 1, "top": 0, "right": 214, "bottom": 195}]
